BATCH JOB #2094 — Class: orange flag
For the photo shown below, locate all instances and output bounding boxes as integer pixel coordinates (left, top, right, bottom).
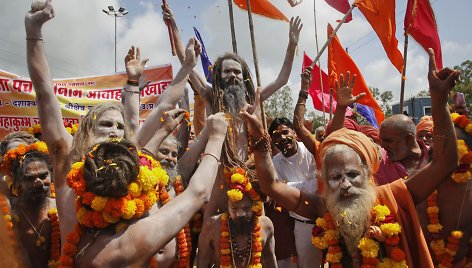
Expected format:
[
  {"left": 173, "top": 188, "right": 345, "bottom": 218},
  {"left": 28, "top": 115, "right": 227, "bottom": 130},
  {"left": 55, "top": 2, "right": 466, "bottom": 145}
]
[
  {"left": 327, "top": 24, "right": 384, "bottom": 125},
  {"left": 233, "top": 0, "right": 289, "bottom": 22},
  {"left": 355, "top": 0, "right": 404, "bottom": 74}
]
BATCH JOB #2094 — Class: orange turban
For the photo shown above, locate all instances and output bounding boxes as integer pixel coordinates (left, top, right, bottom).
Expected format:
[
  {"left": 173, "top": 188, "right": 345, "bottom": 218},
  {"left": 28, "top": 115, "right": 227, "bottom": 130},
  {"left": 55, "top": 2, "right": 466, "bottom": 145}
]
[
  {"left": 320, "top": 128, "right": 381, "bottom": 174},
  {"left": 416, "top": 116, "right": 433, "bottom": 133}
]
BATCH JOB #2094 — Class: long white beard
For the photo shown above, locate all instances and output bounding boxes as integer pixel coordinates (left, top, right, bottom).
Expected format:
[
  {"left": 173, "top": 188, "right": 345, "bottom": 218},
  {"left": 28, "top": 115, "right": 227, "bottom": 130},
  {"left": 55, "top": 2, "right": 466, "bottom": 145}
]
[{"left": 325, "top": 181, "right": 377, "bottom": 255}]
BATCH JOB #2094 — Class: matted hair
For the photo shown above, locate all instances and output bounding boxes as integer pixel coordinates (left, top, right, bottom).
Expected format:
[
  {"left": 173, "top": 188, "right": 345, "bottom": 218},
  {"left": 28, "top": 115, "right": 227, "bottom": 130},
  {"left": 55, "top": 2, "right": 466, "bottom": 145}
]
[
  {"left": 0, "top": 131, "right": 37, "bottom": 156},
  {"left": 11, "top": 150, "right": 51, "bottom": 189},
  {"left": 70, "top": 103, "right": 133, "bottom": 162}
]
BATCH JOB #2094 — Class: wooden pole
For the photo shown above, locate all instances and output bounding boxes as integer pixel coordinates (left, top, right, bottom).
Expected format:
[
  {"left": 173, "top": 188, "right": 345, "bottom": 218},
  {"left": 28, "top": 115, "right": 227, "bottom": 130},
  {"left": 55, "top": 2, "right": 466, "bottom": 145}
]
[
  {"left": 313, "top": 0, "right": 326, "bottom": 124},
  {"left": 245, "top": 0, "right": 267, "bottom": 130},
  {"left": 162, "top": 0, "right": 176, "bottom": 56},
  {"left": 227, "top": 0, "right": 238, "bottom": 53},
  {"left": 399, "top": 34, "right": 409, "bottom": 114},
  {"left": 329, "top": 88, "right": 333, "bottom": 121},
  {"left": 310, "top": 4, "right": 356, "bottom": 68}
]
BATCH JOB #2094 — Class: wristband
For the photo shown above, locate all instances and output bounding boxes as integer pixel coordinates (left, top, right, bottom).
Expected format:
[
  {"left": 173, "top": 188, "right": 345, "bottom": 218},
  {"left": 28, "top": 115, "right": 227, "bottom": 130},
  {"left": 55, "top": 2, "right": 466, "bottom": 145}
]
[{"left": 299, "top": 91, "right": 308, "bottom": 99}]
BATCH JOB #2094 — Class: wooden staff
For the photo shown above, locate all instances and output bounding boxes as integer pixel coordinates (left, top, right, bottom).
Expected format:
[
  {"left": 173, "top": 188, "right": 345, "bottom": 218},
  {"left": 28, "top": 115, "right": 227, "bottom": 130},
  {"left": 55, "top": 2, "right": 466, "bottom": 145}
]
[
  {"left": 310, "top": 4, "right": 356, "bottom": 68},
  {"left": 162, "top": 0, "right": 176, "bottom": 56},
  {"left": 313, "top": 0, "right": 326, "bottom": 124},
  {"left": 399, "top": 34, "right": 409, "bottom": 114},
  {"left": 245, "top": 0, "right": 267, "bottom": 130},
  {"left": 227, "top": 0, "right": 238, "bottom": 53}
]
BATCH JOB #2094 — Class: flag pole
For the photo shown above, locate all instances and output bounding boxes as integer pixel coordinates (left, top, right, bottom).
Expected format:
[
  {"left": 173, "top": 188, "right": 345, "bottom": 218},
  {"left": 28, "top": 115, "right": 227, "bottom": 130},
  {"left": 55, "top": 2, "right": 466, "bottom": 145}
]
[
  {"left": 245, "top": 0, "right": 267, "bottom": 130},
  {"left": 329, "top": 88, "right": 333, "bottom": 121},
  {"left": 310, "top": 4, "right": 356, "bottom": 68},
  {"left": 313, "top": 0, "right": 326, "bottom": 124},
  {"left": 399, "top": 34, "right": 409, "bottom": 114},
  {"left": 227, "top": 0, "right": 238, "bottom": 53}
]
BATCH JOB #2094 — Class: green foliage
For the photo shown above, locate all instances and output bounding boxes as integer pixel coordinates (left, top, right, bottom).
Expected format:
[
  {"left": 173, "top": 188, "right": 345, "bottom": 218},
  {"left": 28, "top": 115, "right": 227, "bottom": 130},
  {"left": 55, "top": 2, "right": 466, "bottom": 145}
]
[
  {"left": 416, "top": 90, "right": 430, "bottom": 97},
  {"left": 451, "top": 60, "right": 472, "bottom": 113},
  {"left": 306, "top": 111, "right": 325, "bottom": 132},
  {"left": 368, "top": 87, "right": 394, "bottom": 118},
  {"left": 264, "top": 85, "right": 294, "bottom": 119}
]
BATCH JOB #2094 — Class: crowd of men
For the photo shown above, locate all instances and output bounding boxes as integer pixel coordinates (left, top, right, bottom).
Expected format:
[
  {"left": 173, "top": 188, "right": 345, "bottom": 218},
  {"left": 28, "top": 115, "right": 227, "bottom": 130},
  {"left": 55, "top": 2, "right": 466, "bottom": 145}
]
[{"left": 0, "top": 1, "right": 471, "bottom": 267}]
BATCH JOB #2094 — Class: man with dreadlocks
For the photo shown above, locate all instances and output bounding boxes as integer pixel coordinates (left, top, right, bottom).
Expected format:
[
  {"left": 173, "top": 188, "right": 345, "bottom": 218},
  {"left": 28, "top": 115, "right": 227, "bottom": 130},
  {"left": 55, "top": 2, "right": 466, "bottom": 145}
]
[{"left": 163, "top": 2, "right": 303, "bottom": 219}]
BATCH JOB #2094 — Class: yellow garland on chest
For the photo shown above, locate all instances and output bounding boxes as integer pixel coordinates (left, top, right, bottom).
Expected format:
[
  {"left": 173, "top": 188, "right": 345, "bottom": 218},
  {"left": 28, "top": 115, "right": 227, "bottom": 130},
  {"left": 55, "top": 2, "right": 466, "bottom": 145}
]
[{"left": 311, "top": 204, "right": 407, "bottom": 267}]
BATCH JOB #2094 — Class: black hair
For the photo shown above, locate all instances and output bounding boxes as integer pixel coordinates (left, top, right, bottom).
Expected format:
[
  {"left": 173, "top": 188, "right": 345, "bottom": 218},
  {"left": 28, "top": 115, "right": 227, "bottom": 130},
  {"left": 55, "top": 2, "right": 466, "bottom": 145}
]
[{"left": 268, "top": 117, "right": 294, "bottom": 138}]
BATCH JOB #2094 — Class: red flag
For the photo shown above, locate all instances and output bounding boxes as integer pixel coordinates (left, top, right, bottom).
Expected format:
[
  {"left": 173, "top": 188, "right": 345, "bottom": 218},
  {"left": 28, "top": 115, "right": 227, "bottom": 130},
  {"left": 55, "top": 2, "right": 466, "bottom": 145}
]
[
  {"left": 233, "top": 0, "right": 289, "bottom": 22},
  {"left": 327, "top": 24, "right": 384, "bottom": 125},
  {"left": 302, "top": 52, "right": 334, "bottom": 112},
  {"left": 404, "top": 0, "right": 442, "bottom": 69},
  {"left": 324, "top": 0, "right": 352, "bottom": 22},
  {"left": 355, "top": 0, "right": 404, "bottom": 73}
]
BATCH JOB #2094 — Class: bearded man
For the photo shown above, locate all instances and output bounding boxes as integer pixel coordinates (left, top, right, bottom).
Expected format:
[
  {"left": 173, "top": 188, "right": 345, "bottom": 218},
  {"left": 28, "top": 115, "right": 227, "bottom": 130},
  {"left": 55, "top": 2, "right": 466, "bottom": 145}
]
[{"left": 241, "top": 48, "right": 460, "bottom": 267}]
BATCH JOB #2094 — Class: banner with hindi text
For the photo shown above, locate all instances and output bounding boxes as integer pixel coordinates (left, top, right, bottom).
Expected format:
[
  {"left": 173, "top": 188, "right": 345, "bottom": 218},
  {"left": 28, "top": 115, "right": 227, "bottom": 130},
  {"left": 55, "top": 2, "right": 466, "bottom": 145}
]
[{"left": 0, "top": 64, "right": 173, "bottom": 139}]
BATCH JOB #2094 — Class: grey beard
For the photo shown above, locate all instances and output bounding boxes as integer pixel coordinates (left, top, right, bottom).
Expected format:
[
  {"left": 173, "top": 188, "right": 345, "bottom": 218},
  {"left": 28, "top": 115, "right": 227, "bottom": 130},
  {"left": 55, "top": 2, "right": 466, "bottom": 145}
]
[
  {"left": 164, "top": 165, "right": 179, "bottom": 185},
  {"left": 222, "top": 82, "right": 246, "bottom": 114},
  {"left": 325, "top": 181, "right": 376, "bottom": 255}
]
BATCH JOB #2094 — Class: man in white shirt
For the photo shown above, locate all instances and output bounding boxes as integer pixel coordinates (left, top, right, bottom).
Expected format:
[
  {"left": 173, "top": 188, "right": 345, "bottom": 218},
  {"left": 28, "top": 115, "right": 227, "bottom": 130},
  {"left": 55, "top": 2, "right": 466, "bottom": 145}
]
[{"left": 269, "top": 117, "right": 321, "bottom": 268}]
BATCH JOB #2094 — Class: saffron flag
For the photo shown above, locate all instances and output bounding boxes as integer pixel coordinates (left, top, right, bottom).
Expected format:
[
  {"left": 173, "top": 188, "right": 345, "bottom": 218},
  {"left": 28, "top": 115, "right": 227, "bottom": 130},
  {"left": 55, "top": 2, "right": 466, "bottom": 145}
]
[
  {"left": 193, "top": 27, "right": 213, "bottom": 83},
  {"left": 302, "top": 52, "right": 334, "bottom": 112},
  {"left": 327, "top": 24, "right": 384, "bottom": 125},
  {"left": 324, "top": 0, "right": 352, "bottom": 22},
  {"left": 233, "top": 0, "right": 289, "bottom": 22},
  {"left": 355, "top": 0, "right": 404, "bottom": 73},
  {"left": 404, "top": 0, "right": 442, "bottom": 69}
]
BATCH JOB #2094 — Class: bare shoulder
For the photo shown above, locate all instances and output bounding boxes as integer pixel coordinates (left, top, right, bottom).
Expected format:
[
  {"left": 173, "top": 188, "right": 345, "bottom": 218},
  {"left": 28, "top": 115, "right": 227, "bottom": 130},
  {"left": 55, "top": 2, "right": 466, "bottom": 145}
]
[
  {"left": 201, "top": 214, "right": 223, "bottom": 236},
  {"left": 258, "top": 215, "right": 274, "bottom": 234}
]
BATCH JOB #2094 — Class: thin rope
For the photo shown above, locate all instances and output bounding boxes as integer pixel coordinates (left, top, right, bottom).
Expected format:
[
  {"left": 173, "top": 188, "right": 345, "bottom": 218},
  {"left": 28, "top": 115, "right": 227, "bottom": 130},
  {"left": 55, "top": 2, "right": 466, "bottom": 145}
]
[
  {"left": 455, "top": 180, "right": 470, "bottom": 229},
  {"left": 313, "top": 0, "right": 326, "bottom": 125}
]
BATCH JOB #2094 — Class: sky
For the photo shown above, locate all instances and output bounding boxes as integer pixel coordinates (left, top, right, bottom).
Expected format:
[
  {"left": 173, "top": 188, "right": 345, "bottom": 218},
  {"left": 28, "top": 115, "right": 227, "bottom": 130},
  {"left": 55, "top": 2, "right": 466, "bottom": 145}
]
[{"left": 1, "top": 0, "right": 471, "bottom": 114}]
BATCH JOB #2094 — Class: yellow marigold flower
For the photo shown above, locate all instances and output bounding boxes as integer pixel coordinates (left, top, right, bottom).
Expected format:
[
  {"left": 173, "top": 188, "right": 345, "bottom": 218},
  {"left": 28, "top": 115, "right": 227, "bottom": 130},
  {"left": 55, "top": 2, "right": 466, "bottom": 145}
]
[
  {"left": 373, "top": 204, "right": 390, "bottom": 223},
  {"left": 451, "top": 113, "right": 460, "bottom": 121},
  {"left": 324, "top": 230, "right": 339, "bottom": 241},
  {"left": 138, "top": 166, "right": 155, "bottom": 192},
  {"left": 380, "top": 222, "right": 401, "bottom": 237},
  {"left": 123, "top": 199, "right": 137, "bottom": 219},
  {"left": 427, "top": 223, "right": 443, "bottom": 233},
  {"left": 76, "top": 207, "right": 88, "bottom": 224},
  {"left": 34, "top": 142, "right": 49, "bottom": 153},
  {"left": 358, "top": 237, "right": 379, "bottom": 258},
  {"left": 91, "top": 196, "right": 108, "bottom": 212},
  {"left": 152, "top": 167, "right": 169, "bottom": 187},
  {"left": 71, "top": 161, "right": 84, "bottom": 171},
  {"left": 102, "top": 211, "right": 120, "bottom": 223},
  {"left": 451, "top": 230, "right": 464, "bottom": 239},
  {"left": 221, "top": 249, "right": 231, "bottom": 255},
  {"left": 128, "top": 182, "right": 142, "bottom": 198},
  {"left": 253, "top": 252, "right": 262, "bottom": 257},
  {"left": 221, "top": 231, "right": 229, "bottom": 237},
  {"left": 451, "top": 171, "right": 471, "bottom": 183},
  {"left": 245, "top": 182, "right": 253, "bottom": 191},
  {"left": 312, "top": 236, "right": 328, "bottom": 249},
  {"left": 231, "top": 173, "right": 246, "bottom": 184},
  {"left": 430, "top": 239, "right": 445, "bottom": 255},
  {"left": 227, "top": 189, "right": 243, "bottom": 202},
  {"left": 466, "top": 124, "right": 472, "bottom": 135},
  {"left": 248, "top": 264, "right": 262, "bottom": 268},
  {"left": 315, "top": 217, "right": 327, "bottom": 229},
  {"left": 427, "top": 206, "right": 439, "bottom": 214},
  {"left": 326, "top": 252, "right": 342, "bottom": 263}
]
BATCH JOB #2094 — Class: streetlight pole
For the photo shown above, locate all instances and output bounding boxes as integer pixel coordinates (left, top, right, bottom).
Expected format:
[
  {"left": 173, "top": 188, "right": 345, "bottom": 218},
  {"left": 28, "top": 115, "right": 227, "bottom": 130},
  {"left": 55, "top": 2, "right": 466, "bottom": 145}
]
[{"left": 102, "top": 6, "right": 128, "bottom": 73}]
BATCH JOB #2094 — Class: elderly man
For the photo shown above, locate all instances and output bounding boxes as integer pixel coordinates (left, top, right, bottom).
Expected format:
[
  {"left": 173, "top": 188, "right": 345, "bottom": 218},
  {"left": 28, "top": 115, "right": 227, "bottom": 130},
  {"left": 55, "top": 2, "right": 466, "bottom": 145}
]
[
  {"left": 241, "top": 49, "right": 459, "bottom": 267},
  {"left": 416, "top": 116, "right": 434, "bottom": 147}
]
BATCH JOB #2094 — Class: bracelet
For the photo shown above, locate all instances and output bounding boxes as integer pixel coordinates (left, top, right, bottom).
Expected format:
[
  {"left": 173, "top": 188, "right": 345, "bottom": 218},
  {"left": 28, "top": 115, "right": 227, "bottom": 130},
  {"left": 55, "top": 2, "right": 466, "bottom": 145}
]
[
  {"left": 122, "top": 86, "right": 140, "bottom": 94},
  {"left": 433, "top": 127, "right": 455, "bottom": 138},
  {"left": 127, "top": 80, "right": 139, "bottom": 86},
  {"left": 202, "top": 152, "right": 220, "bottom": 163},
  {"left": 296, "top": 102, "right": 306, "bottom": 106},
  {"left": 299, "top": 91, "right": 308, "bottom": 99},
  {"left": 26, "top": 37, "right": 43, "bottom": 41}
]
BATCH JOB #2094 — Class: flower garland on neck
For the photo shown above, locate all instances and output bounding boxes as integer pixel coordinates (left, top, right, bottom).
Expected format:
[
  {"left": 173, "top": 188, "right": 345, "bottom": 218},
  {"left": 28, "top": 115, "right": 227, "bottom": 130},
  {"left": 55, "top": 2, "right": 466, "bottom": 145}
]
[
  {"left": 1, "top": 141, "right": 49, "bottom": 177},
  {"left": 220, "top": 167, "right": 263, "bottom": 268},
  {"left": 58, "top": 147, "right": 169, "bottom": 267},
  {"left": 312, "top": 204, "right": 406, "bottom": 267},
  {"left": 149, "top": 175, "right": 190, "bottom": 268},
  {"left": 451, "top": 113, "right": 472, "bottom": 183},
  {"left": 220, "top": 212, "right": 262, "bottom": 268}
]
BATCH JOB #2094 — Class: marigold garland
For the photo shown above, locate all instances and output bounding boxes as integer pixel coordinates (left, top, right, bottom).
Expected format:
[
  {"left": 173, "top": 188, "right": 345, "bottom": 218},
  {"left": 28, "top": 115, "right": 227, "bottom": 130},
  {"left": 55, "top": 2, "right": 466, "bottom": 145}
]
[
  {"left": 59, "top": 146, "right": 168, "bottom": 267},
  {"left": 224, "top": 167, "right": 263, "bottom": 217},
  {"left": 427, "top": 190, "right": 465, "bottom": 267},
  {"left": 27, "top": 122, "right": 79, "bottom": 137},
  {"left": 312, "top": 204, "right": 406, "bottom": 267},
  {"left": 220, "top": 212, "right": 262, "bottom": 268},
  {"left": 1, "top": 141, "right": 49, "bottom": 177}
]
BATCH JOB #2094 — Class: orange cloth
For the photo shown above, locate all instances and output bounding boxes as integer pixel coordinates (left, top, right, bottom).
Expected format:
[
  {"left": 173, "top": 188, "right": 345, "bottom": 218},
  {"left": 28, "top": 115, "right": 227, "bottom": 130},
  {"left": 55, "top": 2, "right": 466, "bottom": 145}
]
[
  {"left": 327, "top": 24, "right": 385, "bottom": 125},
  {"left": 319, "top": 128, "right": 381, "bottom": 174},
  {"left": 355, "top": 0, "right": 405, "bottom": 74},
  {"left": 233, "top": 0, "right": 289, "bottom": 22},
  {"left": 376, "top": 180, "right": 434, "bottom": 267},
  {"left": 193, "top": 94, "right": 206, "bottom": 136},
  {"left": 416, "top": 115, "right": 434, "bottom": 133}
]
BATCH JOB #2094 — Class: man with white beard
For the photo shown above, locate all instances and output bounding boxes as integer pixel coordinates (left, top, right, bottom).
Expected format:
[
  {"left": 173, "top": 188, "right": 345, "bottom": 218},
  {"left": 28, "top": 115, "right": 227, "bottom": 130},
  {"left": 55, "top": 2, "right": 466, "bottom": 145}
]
[{"left": 241, "top": 49, "right": 460, "bottom": 267}]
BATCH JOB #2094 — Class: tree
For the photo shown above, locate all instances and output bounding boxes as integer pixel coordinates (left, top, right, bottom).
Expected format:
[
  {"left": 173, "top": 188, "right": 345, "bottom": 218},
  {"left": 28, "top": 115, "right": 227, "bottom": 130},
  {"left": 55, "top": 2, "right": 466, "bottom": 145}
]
[
  {"left": 264, "top": 85, "right": 294, "bottom": 119},
  {"left": 416, "top": 90, "right": 430, "bottom": 97},
  {"left": 451, "top": 60, "right": 472, "bottom": 114},
  {"left": 369, "top": 87, "right": 394, "bottom": 117}
]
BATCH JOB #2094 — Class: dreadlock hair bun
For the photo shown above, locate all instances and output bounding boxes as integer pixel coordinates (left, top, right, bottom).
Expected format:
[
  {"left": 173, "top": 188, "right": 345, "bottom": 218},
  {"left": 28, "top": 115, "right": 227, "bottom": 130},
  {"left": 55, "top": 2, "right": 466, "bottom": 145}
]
[{"left": 83, "top": 139, "right": 139, "bottom": 198}]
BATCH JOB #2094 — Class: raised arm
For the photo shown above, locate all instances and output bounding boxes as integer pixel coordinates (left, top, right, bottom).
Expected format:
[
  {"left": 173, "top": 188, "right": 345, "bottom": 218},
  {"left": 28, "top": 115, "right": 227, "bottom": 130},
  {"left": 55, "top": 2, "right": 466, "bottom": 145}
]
[
  {"left": 25, "top": 0, "right": 72, "bottom": 152},
  {"left": 260, "top": 17, "right": 302, "bottom": 101},
  {"left": 240, "top": 89, "right": 322, "bottom": 219},
  {"left": 197, "top": 217, "right": 217, "bottom": 267},
  {"left": 328, "top": 72, "right": 363, "bottom": 134},
  {"left": 121, "top": 113, "right": 227, "bottom": 265},
  {"left": 175, "top": 88, "right": 191, "bottom": 158},
  {"left": 406, "top": 49, "right": 460, "bottom": 204},
  {"left": 293, "top": 66, "right": 318, "bottom": 156},
  {"left": 121, "top": 46, "right": 149, "bottom": 133},
  {"left": 135, "top": 38, "right": 201, "bottom": 147},
  {"left": 162, "top": 3, "right": 211, "bottom": 100}
]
